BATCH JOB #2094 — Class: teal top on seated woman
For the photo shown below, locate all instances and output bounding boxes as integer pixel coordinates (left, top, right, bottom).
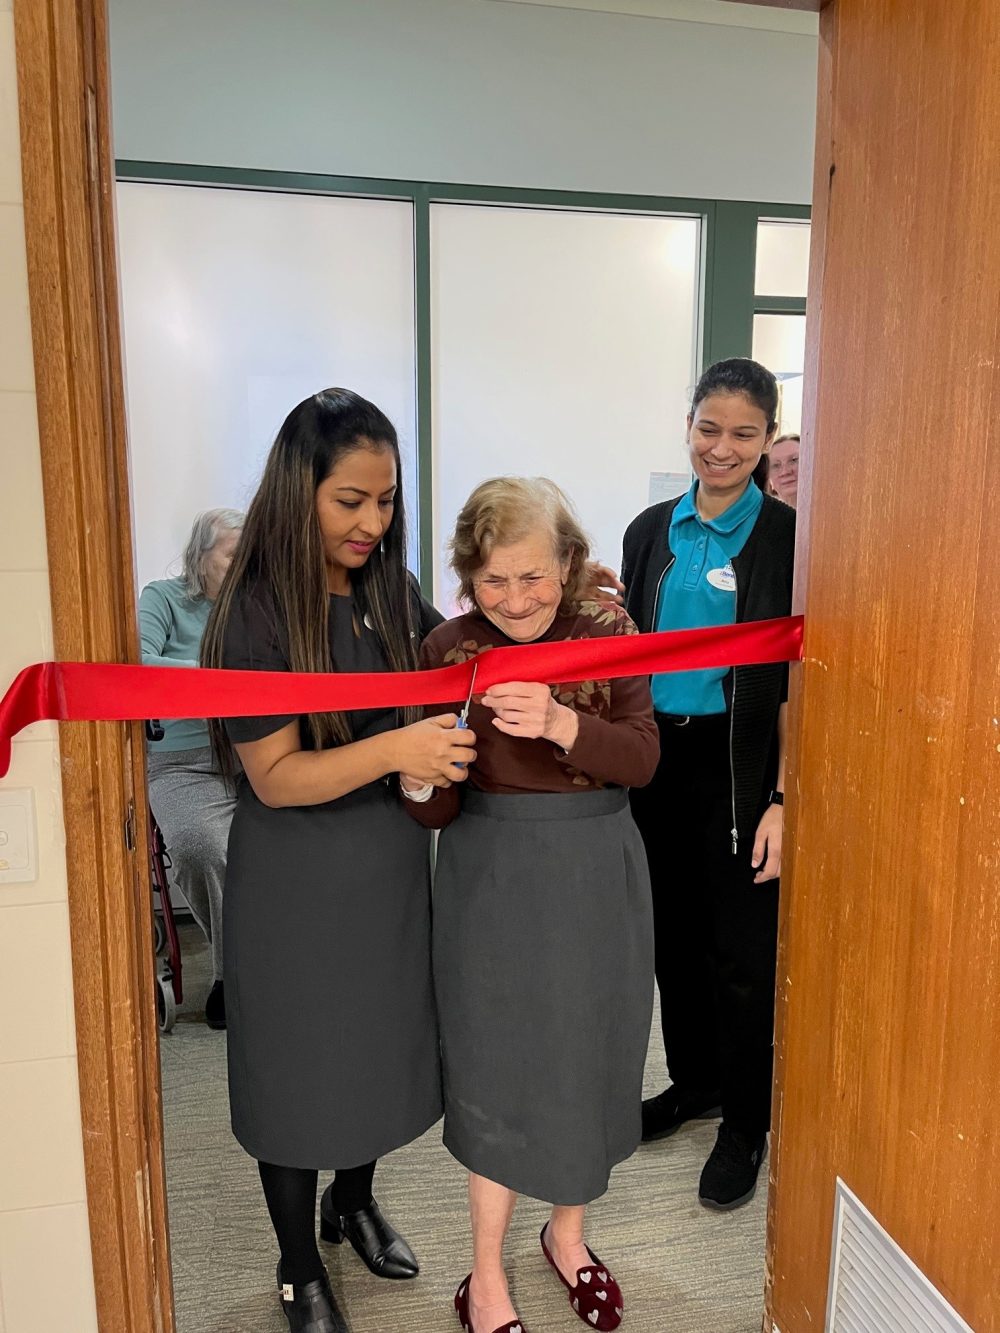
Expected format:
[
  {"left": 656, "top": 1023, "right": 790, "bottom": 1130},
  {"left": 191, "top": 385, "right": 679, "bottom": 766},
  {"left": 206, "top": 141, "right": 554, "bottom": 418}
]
[
  {"left": 652, "top": 478, "right": 763, "bottom": 717},
  {"left": 138, "top": 577, "right": 212, "bottom": 751}
]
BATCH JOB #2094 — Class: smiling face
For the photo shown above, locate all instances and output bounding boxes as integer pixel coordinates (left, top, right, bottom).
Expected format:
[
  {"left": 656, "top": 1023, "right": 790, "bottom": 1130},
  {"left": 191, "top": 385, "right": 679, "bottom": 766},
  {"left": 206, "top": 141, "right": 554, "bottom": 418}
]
[
  {"left": 687, "top": 391, "right": 775, "bottom": 508},
  {"left": 768, "top": 436, "right": 800, "bottom": 506},
  {"left": 314, "top": 444, "right": 397, "bottom": 593},
  {"left": 473, "top": 530, "right": 569, "bottom": 642}
]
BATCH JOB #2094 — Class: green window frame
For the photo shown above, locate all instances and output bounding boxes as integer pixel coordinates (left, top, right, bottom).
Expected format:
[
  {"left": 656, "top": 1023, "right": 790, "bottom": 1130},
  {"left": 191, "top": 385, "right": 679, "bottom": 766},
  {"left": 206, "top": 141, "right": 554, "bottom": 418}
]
[
  {"left": 115, "top": 162, "right": 810, "bottom": 591},
  {"left": 703, "top": 200, "right": 811, "bottom": 368}
]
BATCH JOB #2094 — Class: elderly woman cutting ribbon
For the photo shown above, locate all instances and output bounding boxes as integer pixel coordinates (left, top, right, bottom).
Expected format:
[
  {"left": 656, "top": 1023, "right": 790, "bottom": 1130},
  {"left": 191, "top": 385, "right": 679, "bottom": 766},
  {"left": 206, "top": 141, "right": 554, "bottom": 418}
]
[{"left": 402, "top": 477, "right": 658, "bottom": 1333}]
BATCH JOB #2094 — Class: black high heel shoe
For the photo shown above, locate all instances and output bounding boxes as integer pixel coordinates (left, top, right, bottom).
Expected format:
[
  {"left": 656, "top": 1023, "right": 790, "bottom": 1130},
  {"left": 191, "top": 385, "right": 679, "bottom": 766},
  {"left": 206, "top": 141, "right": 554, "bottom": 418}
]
[
  {"left": 319, "top": 1187, "right": 419, "bottom": 1280},
  {"left": 276, "top": 1262, "right": 348, "bottom": 1333}
]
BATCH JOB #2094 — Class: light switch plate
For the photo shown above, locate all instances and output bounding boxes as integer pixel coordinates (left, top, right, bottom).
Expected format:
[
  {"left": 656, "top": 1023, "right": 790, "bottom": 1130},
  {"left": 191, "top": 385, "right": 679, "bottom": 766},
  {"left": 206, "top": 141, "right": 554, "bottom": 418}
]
[{"left": 0, "top": 788, "right": 37, "bottom": 883}]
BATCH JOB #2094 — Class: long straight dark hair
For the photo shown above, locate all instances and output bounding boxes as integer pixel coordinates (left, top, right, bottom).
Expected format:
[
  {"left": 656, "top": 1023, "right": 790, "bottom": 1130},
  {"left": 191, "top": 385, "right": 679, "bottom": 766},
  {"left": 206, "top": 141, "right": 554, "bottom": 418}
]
[{"left": 202, "top": 388, "right": 419, "bottom": 771}]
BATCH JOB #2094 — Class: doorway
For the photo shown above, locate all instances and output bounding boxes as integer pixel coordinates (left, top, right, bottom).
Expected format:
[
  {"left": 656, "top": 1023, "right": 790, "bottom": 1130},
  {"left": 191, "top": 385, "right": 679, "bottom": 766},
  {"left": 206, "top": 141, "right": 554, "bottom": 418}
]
[{"left": 11, "top": 3, "right": 813, "bottom": 1332}]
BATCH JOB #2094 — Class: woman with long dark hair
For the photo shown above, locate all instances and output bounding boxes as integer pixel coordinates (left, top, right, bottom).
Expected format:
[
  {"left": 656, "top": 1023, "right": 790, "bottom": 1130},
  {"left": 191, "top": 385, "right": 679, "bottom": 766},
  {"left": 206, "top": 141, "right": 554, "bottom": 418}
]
[
  {"left": 202, "top": 389, "right": 475, "bottom": 1333},
  {"left": 623, "top": 358, "right": 795, "bottom": 1213}
]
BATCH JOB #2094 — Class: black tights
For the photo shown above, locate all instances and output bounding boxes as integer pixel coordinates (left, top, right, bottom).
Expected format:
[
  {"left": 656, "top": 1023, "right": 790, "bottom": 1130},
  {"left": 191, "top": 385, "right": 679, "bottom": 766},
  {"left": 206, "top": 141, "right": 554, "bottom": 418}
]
[{"left": 258, "top": 1159, "right": 376, "bottom": 1286}]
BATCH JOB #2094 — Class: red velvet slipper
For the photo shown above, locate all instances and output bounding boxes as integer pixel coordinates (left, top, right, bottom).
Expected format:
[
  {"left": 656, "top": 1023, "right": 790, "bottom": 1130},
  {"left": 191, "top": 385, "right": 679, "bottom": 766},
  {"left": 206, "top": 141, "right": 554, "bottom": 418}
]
[
  {"left": 454, "top": 1274, "right": 527, "bottom": 1333},
  {"left": 540, "top": 1226, "right": 623, "bottom": 1331}
]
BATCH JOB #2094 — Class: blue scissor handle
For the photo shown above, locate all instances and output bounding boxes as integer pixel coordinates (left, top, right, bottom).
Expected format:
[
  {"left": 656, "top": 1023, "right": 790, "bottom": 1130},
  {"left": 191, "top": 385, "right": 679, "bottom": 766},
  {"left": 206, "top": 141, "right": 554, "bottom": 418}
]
[
  {"left": 454, "top": 660, "right": 478, "bottom": 767},
  {"left": 455, "top": 713, "right": 468, "bottom": 766}
]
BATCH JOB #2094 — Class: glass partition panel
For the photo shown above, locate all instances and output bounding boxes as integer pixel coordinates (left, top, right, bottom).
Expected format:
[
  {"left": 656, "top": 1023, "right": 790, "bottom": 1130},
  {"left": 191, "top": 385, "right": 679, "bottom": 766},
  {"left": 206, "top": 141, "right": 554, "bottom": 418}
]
[
  {"left": 430, "top": 203, "right": 700, "bottom": 612},
  {"left": 753, "top": 312, "right": 806, "bottom": 436},
  {"left": 754, "top": 219, "right": 811, "bottom": 297},
  {"left": 117, "top": 183, "right": 419, "bottom": 588}
]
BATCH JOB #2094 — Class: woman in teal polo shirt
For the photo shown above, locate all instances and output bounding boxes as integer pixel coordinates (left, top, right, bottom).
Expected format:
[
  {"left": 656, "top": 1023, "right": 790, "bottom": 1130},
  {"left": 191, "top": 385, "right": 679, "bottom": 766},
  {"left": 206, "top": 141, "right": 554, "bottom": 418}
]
[{"left": 622, "top": 358, "right": 795, "bottom": 1211}]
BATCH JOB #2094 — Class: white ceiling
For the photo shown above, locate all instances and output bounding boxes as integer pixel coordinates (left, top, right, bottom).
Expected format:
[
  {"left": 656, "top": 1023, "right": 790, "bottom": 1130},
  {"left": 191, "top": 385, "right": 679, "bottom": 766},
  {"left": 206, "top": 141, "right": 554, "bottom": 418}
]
[{"left": 484, "top": 0, "right": 819, "bottom": 36}]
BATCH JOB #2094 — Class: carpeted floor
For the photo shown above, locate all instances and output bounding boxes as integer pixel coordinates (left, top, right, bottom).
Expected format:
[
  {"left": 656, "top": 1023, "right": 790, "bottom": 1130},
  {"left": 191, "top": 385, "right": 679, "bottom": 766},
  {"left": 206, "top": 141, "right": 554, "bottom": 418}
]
[{"left": 160, "top": 923, "right": 766, "bottom": 1333}]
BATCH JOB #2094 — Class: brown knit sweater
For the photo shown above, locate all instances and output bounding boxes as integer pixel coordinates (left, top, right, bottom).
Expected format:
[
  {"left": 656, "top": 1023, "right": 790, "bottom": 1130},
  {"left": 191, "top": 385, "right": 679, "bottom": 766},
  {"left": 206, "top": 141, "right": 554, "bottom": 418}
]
[{"left": 404, "top": 600, "right": 659, "bottom": 830}]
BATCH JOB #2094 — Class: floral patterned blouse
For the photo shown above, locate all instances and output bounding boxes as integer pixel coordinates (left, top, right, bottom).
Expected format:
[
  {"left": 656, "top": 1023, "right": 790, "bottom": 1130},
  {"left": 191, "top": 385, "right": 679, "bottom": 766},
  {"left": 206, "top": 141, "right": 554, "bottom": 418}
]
[{"left": 405, "top": 601, "right": 659, "bottom": 829}]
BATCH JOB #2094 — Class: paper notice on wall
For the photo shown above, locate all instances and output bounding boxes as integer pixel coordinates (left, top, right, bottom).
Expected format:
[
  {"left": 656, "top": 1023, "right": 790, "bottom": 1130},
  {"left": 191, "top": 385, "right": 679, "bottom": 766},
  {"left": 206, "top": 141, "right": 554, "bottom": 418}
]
[{"left": 648, "top": 471, "right": 690, "bottom": 506}]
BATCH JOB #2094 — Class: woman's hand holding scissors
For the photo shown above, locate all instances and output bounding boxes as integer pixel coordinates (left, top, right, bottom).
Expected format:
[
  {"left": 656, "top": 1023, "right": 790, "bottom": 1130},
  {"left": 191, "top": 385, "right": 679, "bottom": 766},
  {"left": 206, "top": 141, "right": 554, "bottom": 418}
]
[
  {"left": 400, "top": 661, "right": 479, "bottom": 791},
  {"left": 396, "top": 715, "right": 476, "bottom": 789}
]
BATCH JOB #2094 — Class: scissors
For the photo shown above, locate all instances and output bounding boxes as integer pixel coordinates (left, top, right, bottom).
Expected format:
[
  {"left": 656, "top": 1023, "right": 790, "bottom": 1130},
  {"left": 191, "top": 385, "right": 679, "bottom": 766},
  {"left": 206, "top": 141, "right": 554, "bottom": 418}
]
[
  {"left": 457, "top": 658, "right": 478, "bottom": 729},
  {"left": 454, "top": 659, "right": 478, "bottom": 764}
]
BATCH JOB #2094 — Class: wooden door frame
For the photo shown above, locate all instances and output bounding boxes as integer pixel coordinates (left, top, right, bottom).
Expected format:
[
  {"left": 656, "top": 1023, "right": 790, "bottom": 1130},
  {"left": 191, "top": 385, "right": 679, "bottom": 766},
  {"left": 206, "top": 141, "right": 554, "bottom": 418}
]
[
  {"left": 9, "top": 1, "right": 826, "bottom": 1330},
  {"left": 13, "top": 2, "right": 173, "bottom": 1330}
]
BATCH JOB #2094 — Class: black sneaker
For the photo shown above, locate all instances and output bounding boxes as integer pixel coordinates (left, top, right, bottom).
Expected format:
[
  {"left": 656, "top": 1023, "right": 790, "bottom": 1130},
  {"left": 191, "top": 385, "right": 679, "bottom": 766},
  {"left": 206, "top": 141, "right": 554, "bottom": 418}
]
[
  {"left": 698, "top": 1124, "right": 768, "bottom": 1210},
  {"left": 641, "top": 1085, "right": 723, "bottom": 1142}
]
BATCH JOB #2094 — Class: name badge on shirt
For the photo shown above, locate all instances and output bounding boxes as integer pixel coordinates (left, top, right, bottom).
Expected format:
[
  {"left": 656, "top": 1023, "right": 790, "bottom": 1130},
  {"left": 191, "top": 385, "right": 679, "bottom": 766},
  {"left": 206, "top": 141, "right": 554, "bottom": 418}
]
[{"left": 706, "top": 563, "right": 736, "bottom": 593}]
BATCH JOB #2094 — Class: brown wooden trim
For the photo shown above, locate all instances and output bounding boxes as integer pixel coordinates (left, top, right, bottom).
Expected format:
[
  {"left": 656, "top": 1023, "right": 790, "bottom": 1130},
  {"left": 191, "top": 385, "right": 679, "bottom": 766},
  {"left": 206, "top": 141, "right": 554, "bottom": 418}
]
[
  {"left": 763, "top": 2, "right": 832, "bottom": 1327},
  {"left": 767, "top": 0, "right": 1000, "bottom": 1325},
  {"left": 13, "top": 1, "right": 173, "bottom": 1329},
  {"left": 763, "top": 1, "right": 832, "bottom": 1324}
]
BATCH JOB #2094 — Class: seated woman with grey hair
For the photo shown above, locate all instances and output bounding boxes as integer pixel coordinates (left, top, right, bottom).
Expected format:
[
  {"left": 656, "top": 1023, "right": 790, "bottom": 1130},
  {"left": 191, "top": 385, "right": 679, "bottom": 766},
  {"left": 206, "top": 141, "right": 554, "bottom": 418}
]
[
  {"left": 139, "top": 508, "right": 244, "bottom": 1029},
  {"left": 402, "top": 478, "right": 658, "bottom": 1333}
]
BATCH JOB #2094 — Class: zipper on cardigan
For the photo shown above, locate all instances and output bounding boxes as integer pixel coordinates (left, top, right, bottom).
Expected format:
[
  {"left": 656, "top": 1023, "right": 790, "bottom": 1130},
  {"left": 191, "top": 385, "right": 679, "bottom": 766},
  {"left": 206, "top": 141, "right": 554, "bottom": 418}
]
[{"left": 651, "top": 553, "right": 675, "bottom": 629}]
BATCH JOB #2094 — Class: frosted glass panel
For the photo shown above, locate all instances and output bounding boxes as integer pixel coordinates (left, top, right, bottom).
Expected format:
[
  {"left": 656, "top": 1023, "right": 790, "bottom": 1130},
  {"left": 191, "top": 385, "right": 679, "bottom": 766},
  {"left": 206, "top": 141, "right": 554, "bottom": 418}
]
[
  {"left": 116, "top": 183, "right": 418, "bottom": 590},
  {"left": 753, "top": 313, "right": 806, "bottom": 436},
  {"left": 431, "top": 204, "right": 700, "bottom": 612},
  {"left": 755, "top": 219, "right": 811, "bottom": 297}
]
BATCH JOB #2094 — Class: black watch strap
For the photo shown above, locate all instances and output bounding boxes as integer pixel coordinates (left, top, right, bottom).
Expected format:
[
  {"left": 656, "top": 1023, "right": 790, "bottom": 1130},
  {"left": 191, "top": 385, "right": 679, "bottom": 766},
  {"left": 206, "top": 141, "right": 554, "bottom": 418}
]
[{"left": 769, "top": 790, "right": 784, "bottom": 807}]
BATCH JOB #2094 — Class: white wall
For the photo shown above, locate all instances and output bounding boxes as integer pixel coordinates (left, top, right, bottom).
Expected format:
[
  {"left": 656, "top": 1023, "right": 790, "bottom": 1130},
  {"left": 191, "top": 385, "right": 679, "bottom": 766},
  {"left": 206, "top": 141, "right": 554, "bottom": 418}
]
[
  {"left": 108, "top": 0, "right": 817, "bottom": 204},
  {"left": 0, "top": 5, "right": 100, "bottom": 1330},
  {"left": 117, "top": 183, "right": 420, "bottom": 590}
]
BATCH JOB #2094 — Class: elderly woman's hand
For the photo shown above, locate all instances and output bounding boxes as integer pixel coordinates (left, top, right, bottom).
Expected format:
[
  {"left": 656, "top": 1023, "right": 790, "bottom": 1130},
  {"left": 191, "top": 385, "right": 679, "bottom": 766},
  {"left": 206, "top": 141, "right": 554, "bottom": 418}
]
[{"left": 482, "top": 682, "right": 580, "bottom": 751}]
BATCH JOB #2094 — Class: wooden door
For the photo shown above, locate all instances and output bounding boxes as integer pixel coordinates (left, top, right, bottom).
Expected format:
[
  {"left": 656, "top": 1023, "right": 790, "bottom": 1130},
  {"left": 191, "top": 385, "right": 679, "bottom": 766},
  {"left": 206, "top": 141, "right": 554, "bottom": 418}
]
[{"left": 768, "top": 2, "right": 1000, "bottom": 1329}]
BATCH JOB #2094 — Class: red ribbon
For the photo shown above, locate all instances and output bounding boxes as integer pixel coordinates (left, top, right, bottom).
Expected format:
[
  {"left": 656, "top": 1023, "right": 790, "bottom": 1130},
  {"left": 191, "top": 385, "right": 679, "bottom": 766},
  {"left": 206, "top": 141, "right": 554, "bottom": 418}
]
[{"left": 0, "top": 616, "right": 803, "bottom": 778}]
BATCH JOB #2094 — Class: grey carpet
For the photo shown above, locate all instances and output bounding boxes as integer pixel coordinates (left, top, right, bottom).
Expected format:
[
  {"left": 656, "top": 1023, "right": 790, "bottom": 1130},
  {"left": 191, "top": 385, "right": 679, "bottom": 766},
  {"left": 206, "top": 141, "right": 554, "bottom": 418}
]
[{"left": 160, "top": 922, "right": 766, "bottom": 1333}]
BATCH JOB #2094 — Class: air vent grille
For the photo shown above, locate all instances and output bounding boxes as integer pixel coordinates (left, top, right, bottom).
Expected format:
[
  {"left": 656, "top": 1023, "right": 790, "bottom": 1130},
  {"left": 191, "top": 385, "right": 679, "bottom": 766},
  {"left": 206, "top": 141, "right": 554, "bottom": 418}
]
[{"left": 827, "top": 1181, "right": 973, "bottom": 1333}]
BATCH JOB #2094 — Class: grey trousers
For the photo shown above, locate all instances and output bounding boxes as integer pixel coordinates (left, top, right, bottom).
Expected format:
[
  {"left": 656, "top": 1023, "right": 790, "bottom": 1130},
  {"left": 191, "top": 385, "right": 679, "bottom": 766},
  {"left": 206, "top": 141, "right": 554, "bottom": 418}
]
[{"left": 147, "top": 747, "right": 235, "bottom": 981}]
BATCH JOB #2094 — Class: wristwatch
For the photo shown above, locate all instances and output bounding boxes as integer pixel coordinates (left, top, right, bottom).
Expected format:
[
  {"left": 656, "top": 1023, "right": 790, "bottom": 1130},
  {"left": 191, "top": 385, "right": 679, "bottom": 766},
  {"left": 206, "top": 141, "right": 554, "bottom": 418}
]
[{"left": 768, "top": 790, "right": 784, "bottom": 807}]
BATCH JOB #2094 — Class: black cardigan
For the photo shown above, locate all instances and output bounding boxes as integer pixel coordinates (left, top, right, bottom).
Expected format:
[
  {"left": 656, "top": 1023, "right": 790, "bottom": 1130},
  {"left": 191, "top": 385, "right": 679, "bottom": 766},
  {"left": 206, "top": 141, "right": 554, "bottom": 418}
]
[{"left": 621, "top": 492, "right": 796, "bottom": 845}]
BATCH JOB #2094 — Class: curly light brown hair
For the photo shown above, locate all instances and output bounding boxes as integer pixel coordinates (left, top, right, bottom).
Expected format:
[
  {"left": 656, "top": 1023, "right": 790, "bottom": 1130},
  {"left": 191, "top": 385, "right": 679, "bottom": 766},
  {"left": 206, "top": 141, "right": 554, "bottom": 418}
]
[{"left": 449, "top": 476, "right": 592, "bottom": 612}]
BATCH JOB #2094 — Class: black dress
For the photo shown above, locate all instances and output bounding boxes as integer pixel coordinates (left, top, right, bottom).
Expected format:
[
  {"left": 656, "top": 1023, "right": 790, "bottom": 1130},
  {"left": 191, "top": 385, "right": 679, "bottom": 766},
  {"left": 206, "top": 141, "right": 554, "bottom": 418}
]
[{"left": 221, "top": 590, "right": 443, "bottom": 1168}]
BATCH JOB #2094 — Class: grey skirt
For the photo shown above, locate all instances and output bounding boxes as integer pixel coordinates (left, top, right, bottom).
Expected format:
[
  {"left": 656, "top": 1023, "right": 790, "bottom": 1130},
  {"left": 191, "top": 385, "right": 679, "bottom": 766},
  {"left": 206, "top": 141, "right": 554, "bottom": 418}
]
[
  {"left": 433, "top": 788, "right": 654, "bottom": 1205},
  {"left": 224, "top": 781, "right": 442, "bottom": 1169}
]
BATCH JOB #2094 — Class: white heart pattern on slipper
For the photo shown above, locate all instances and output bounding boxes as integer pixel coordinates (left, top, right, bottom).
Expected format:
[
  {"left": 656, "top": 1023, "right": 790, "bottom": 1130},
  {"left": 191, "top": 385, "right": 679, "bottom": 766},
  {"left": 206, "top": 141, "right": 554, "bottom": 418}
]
[
  {"left": 580, "top": 1271, "right": 592, "bottom": 1284},
  {"left": 588, "top": 1312, "right": 599, "bottom": 1326},
  {"left": 596, "top": 1290, "right": 607, "bottom": 1301},
  {"left": 598, "top": 1272, "right": 608, "bottom": 1282}
]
